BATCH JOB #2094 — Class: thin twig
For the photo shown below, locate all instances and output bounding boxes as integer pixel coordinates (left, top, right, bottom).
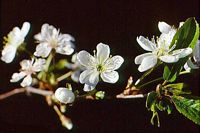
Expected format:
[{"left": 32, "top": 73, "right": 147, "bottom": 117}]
[
  {"left": 0, "top": 88, "right": 26, "bottom": 100},
  {"left": 116, "top": 94, "right": 145, "bottom": 99},
  {"left": 0, "top": 87, "right": 53, "bottom": 100}
]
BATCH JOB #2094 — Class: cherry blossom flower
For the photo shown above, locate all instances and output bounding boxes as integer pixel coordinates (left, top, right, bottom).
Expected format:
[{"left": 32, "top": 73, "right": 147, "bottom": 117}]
[
  {"left": 10, "top": 58, "right": 46, "bottom": 87},
  {"left": 77, "top": 43, "right": 124, "bottom": 91},
  {"left": 55, "top": 87, "right": 75, "bottom": 104},
  {"left": 1, "top": 22, "right": 30, "bottom": 63},
  {"left": 184, "top": 40, "right": 200, "bottom": 71},
  {"left": 135, "top": 21, "right": 192, "bottom": 72},
  {"left": 34, "top": 24, "right": 75, "bottom": 58}
]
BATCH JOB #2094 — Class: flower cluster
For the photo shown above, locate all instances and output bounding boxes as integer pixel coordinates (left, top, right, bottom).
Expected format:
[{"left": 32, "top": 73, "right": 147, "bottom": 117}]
[{"left": 0, "top": 18, "right": 199, "bottom": 129}]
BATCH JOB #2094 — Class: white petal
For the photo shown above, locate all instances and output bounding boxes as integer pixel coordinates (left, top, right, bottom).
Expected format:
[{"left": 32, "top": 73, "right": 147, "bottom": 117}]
[
  {"left": 138, "top": 55, "right": 157, "bottom": 72},
  {"left": 184, "top": 63, "right": 191, "bottom": 72},
  {"left": 89, "top": 70, "right": 99, "bottom": 85},
  {"left": 186, "top": 59, "right": 199, "bottom": 70},
  {"left": 1, "top": 45, "right": 17, "bottom": 63},
  {"left": 79, "top": 69, "right": 94, "bottom": 85},
  {"left": 105, "top": 55, "right": 124, "bottom": 71},
  {"left": 34, "top": 43, "right": 52, "bottom": 58},
  {"left": 193, "top": 40, "right": 200, "bottom": 64},
  {"left": 96, "top": 43, "right": 110, "bottom": 63},
  {"left": 33, "top": 58, "right": 46, "bottom": 72},
  {"left": 136, "top": 36, "right": 157, "bottom": 51},
  {"left": 71, "top": 53, "right": 77, "bottom": 63},
  {"left": 159, "top": 55, "right": 179, "bottom": 63},
  {"left": 179, "top": 22, "right": 184, "bottom": 28},
  {"left": 20, "top": 59, "right": 32, "bottom": 70},
  {"left": 83, "top": 84, "right": 96, "bottom": 92},
  {"left": 158, "top": 21, "right": 172, "bottom": 34},
  {"left": 21, "top": 75, "right": 32, "bottom": 87},
  {"left": 77, "top": 51, "right": 96, "bottom": 68},
  {"left": 55, "top": 87, "right": 75, "bottom": 104},
  {"left": 101, "top": 71, "right": 119, "bottom": 83},
  {"left": 56, "top": 42, "right": 74, "bottom": 55},
  {"left": 71, "top": 71, "right": 81, "bottom": 83},
  {"left": 21, "top": 22, "right": 31, "bottom": 37},
  {"left": 172, "top": 48, "right": 192, "bottom": 58},
  {"left": 10, "top": 72, "right": 26, "bottom": 82},
  {"left": 60, "top": 34, "right": 75, "bottom": 42},
  {"left": 134, "top": 53, "right": 154, "bottom": 65}
]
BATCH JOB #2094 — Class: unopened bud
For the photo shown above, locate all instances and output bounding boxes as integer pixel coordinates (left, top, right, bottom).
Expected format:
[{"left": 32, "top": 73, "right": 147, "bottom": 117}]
[{"left": 55, "top": 87, "right": 75, "bottom": 104}]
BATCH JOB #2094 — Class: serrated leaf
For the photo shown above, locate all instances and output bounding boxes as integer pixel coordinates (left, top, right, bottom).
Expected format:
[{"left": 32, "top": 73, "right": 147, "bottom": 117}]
[
  {"left": 146, "top": 91, "right": 158, "bottom": 110},
  {"left": 172, "top": 95, "right": 200, "bottom": 125}
]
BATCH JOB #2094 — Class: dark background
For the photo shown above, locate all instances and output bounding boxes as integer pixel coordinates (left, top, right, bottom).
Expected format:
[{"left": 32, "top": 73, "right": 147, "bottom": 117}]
[{"left": 0, "top": 0, "right": 199, "bottom": 132}]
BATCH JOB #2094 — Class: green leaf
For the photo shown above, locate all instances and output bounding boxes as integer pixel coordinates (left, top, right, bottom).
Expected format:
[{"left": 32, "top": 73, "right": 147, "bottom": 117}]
[
  {"left": 165, "top": 83, "right": 191, "bottom": 95},
  {"left": 163, "top": 66, "right": 177, "bottom": 82},
  {"left": 146, "top": 91, "right": 158, "bottom": 110},
  {"left": 172, "top": 95, "right": 200, "bottom": 125},
  {"left": 164, "top": 18, "right": 199, "bottom": 82},
  {"left": 165, "top": 83, "right": 185, "bottom": 90}
]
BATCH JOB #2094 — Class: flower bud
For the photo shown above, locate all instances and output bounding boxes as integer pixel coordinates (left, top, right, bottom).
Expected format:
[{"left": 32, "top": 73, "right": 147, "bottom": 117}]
[{"left": 55, "top": 87, "right": 75, "bottom": 104}]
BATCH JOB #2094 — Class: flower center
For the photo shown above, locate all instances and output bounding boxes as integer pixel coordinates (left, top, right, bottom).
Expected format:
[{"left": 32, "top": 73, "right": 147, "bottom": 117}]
[
  {"left": 50, "top": 39, "right": 58, "bottom": 48},
  {"left": 3, "top": 36, "right": 10, "bottom": 46},
  {"left": 96, "top": 64, "right": 105, "bottom": 72}
]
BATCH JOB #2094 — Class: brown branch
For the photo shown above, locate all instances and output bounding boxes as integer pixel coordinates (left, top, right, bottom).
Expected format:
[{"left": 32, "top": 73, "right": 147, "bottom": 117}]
[
  {"left": 0, "top": 88, "right": 26, "bottom": 100},
  {"left": 0, "top": 87, "right": 53, "bottom": 100}
]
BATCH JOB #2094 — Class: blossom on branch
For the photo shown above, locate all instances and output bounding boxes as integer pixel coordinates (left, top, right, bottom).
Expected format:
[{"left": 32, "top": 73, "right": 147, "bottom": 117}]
[
  {"left": 34, "top": 24, "right": 75, "bottom": 58},
  {"left": 1, "top": 22, "right": 30, "bottom": 63},
  {"left": 10, "top": 58, "right": 46, "bottom": 87},
  {"left": 55, "top": 87, "right": 75, "bottom": 104},
  {"left": 135, "top": 22, "right": 192, "bottom": 72},
  {"left": 77, "top": 43, "right": 124, "bottom": 91}
]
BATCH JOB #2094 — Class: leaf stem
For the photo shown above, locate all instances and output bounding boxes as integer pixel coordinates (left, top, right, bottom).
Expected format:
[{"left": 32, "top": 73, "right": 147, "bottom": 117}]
[{"left": 138, "top": 77, "right": 163, "bottom": 89}]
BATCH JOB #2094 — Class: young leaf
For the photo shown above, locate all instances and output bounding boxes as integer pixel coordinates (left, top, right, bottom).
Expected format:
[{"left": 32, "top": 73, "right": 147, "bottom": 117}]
[
  {"left": 165, "top": 83, "right": 191, "bottom": 95},
  {"left": 165, "top": 83, "right": 185, "bottom": 90},
  {"left": 163, "top": 66, "right": 177, "bottom": 82},
  {"left": 172, "top": 95, "right": 200, "bottom": 125}
]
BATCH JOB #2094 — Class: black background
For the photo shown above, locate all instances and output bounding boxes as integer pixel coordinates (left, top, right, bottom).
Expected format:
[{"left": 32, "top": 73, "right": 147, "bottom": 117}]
[{"left": 0, "top": 0, "right": 199, "bottom": 132}]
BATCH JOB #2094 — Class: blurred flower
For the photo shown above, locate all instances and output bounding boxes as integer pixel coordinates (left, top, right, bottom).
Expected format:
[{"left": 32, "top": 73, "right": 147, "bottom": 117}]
[
  {"left": 1, "top": 22, "right": 30, "bottom": 63},
  {"left": 135, "top": 21, "right": 192, "bottom": 72},
  {"left": 34, "top": 24, "right": 75, "bottom": 58},
  {"left": 66, "top": 53, "right": 86, "bottom": 82},
  {"left": 77, "top": 43, "right": 124, "bottom": 91},
  {"left": 55, "top": 87, "right": 75, "bottom": 104},
  {"left": 10, "top": 58, "right": 46, "bottom": 87},
  {"left": 184, "top": 40, "right": 200, "bottom": 71}
]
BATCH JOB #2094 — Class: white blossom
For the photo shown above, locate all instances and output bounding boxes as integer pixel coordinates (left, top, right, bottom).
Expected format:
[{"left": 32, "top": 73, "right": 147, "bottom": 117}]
[
  {"left": 55, "top": 87, "right": 75, "bottom": 104},
  {"left": 1, "top": 22, "right": 30, "bottom": 63},
  {"left": 10, "top": 58, "right": 46, "bottom": 87},
  {"left": 77, "top": 43, "right": 124, "bottom": 91},
  {"left": 135, "top": 21, "right": 192, "bottom": 72},
  {"left": 184, "top": 40, "right": 200, "bottom": 71},
  {"left": 34, "top": 23, "right": 75, "bottom": 58}
]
